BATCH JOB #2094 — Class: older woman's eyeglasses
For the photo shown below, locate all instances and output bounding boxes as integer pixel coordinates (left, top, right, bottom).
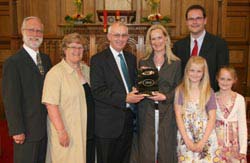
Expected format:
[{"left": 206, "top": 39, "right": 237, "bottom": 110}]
[{"left": 67, "top": 46, "right": 84, "bottom": 50}]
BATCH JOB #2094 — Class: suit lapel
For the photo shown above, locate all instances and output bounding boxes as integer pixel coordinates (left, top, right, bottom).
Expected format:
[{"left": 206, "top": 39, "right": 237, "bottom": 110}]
[
  {"left": 123, "top": 51, "right": 135, "bottom": 84},
  {"left": 105, "top": 48, "right": 124, "bottom": 84},
  {"left": 40, "top": 53, "right": 49, "bottom": 73},
  {"left": 199, "top": 32, "right": 212, "bottom": 58},
  {"left": 21, "top": 48, "right": 42, "bottom": 75},
  {"left": 185, "top": 37, "right": 191, "bottom": 61}
]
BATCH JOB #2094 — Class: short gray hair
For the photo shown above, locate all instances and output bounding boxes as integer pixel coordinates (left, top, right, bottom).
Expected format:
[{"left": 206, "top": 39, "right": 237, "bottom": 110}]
[
  {"left": 21, "top": 16, "right": 44, "bottom": 31},
  {"left": 108, "top": 21, "right": 128, "bottom": 34}
]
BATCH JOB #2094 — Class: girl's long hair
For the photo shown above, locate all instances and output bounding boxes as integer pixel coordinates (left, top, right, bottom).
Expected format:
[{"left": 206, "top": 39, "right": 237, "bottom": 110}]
[{"left": 176, "top": 56, "right": 211, "bottom": 111}]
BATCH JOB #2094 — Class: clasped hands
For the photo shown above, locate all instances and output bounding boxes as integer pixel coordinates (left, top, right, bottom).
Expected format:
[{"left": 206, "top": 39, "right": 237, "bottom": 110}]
[{"left": 185, "top": 138, "right": 206, "bottom": 153}]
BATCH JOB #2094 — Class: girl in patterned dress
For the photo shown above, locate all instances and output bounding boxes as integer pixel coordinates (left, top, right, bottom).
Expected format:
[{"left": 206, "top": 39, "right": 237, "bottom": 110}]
[
  {"left": 174, "top": 56, "right": 220, "bottom": 163},
  {"left": 215, "top": 66, "right": 248, "bottom": 163}
]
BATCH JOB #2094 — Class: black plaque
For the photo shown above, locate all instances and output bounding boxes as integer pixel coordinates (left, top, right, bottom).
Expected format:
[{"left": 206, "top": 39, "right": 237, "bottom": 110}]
[{"left": 137, "top": 68, "right": 159, "bottom": 96}]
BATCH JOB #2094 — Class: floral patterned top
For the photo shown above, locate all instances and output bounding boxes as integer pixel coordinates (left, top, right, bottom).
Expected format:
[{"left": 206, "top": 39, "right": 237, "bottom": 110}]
[{"left": 215, "top": 92, "right": 248, "bottom": 161}]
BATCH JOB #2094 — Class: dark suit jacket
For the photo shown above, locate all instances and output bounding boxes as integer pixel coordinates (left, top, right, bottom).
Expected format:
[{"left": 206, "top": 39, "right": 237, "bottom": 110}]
[
  {"left": 90, "top": 48, "right": 137, "bottom": 138},
  {"left": 2, "top": 47, "right": 52, "bottom": 142},
  {"left": 173, "top": 32, "right": 229, "bottom": 91}
]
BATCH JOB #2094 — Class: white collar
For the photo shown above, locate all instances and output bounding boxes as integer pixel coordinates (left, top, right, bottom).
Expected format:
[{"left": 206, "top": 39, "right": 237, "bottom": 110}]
[
  {"left": 190, "top": 30, "right": 206, "bottom": 43},
  {"left": 23, "top": 44, "right": 39, "bottom": 64},
  {"left": 109, "top": 45, "right": 123, "bottom": 58}
]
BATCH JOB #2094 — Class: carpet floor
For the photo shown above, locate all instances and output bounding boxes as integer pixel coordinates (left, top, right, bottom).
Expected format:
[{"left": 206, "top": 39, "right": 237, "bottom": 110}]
[{"left": 0, "top": 120, "right": 13, "bottom": 163}]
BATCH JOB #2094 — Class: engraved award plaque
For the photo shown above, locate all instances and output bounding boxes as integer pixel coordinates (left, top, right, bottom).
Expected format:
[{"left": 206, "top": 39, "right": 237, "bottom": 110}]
[{"left": 137, "top": 67, "right": 159, "bottom": 96}]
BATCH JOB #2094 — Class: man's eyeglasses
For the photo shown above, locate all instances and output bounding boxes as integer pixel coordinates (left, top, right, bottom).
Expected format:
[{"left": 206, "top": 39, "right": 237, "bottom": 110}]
[
  {"left": 23, "top": 28, "right": 43, "bottom": 34},
  {"left": 111, "top": 33, "right": 129, "bottom": 39},
  {"left": 187, "top": 17, "right": 204, "bottom": 22},
  {"left": 67, "top": 46, "right": 84, "bottom": 50}
]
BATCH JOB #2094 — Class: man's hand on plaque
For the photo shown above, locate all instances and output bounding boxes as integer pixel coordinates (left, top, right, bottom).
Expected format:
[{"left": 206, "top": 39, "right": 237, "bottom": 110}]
[
  {"left": 126, "top": 87, "right": 145, "bottom": 103},
  {"left": 147, "top": 91, "right": 166, "bottom": 101}
]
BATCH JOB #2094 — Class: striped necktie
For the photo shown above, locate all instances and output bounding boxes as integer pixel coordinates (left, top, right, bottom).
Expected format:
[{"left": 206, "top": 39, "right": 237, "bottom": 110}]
[{"left": 36, "top": 53, "right": 44, "bottom": 75}]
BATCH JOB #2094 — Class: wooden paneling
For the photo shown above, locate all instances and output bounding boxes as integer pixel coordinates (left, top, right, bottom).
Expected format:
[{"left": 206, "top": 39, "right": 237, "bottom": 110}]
[
  {"left": 0, "top": 50, "right": 15, "bottom": 119},
  {"left": 0, "top": 37, "right": 10, "bottom": 49},
  {"left": 222, "top": 1, "right": 250, "bottom": 95},
  {"left": 224, "top": 11, "right": 249, "bottom": 42},
  {"left": 0, "top": 0, "right": 10, "bottom": 49},
  {"left": 0, "top": 16, "right": 10, "bottom": 36},
  {"left": 159, "top": 0, "right": 171, "bottom": 16},
  {"left": 228, "top": 0, "right": 250, "bottom": 5},
  {"left": 105, "top": 0, "right": 131, "bottom": 10}
]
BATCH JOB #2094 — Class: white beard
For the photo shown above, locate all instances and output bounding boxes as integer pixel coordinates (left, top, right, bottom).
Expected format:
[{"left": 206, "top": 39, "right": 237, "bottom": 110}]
[{"left": 23, "top": 34, "right": 43, "bottom": 50}]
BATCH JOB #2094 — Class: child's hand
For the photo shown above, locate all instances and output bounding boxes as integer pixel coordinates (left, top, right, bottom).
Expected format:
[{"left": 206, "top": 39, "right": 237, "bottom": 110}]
[
  {"left": 237, "top": 153, "right": 246, "bottom": 160},
  {"left": 194, "top": 140, "right": 205, "bottom": 152},
  {"left": 184, "top": 139, "right": 196, "bottom": 151}
]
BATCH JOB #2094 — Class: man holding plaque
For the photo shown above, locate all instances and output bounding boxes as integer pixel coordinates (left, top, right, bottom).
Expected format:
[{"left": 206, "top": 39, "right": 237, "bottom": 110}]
[
  {"left": 90, "top": 22, "right": 144, "bottom": 163},
  {"left": 136, "top": 24, "right": 182, "bottom": 163}
]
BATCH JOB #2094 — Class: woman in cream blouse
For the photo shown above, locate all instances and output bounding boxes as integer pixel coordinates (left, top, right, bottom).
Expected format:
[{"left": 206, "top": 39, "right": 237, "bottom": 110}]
[{"left": 42, "top": 33, "right": 94, "bottom": 163}]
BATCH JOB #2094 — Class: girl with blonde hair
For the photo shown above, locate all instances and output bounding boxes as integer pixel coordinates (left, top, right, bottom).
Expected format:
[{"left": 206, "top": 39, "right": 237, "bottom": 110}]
[
  {"left": 174, "top": 56, "right": 220, "bottom": 162},
  {"left": 215, "top": 66, "right": 247, "bottom": 162}
]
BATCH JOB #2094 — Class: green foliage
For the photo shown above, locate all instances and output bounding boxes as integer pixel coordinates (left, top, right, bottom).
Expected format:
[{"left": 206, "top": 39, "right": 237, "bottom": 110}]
[
  {"left": 64, "top": 13, "right": 94, "bottom": 24},
  {"left": 141, "top": 14, "right": 171, "bottom": 24}
]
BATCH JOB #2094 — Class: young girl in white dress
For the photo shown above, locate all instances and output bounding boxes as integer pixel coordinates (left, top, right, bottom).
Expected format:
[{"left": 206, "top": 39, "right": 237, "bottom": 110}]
[
  {"left": 174, "top": 56, "right": 220, "bottom": 162},
  {"left": 215, "top": 66, "right": 248, "bottom": 163}
]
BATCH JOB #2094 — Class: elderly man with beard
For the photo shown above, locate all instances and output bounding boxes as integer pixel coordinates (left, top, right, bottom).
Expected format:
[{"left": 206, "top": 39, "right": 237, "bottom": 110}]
[{"left": 2, "top": 16, "right": 52, "bottom": 163}]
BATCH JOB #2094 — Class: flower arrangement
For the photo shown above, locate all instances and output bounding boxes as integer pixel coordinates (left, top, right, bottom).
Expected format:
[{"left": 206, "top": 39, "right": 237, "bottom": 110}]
[
  {"left": 74, "top": 0, "right": 82, "bottom": 14},
  {"left": 64, "top": 13, "right": 94, "bottom": 24},
  {"left": 142, "top": 0, "right": 171, "bottom": 24},
  {"left": 141, "top": 13, "right": 170, "bottom": 24},
  {"left": 64, "top": 0, "right": 93, "bottom": 24},
  {"left": 145, "top": 0, "right": 160, "bottom": 14}
]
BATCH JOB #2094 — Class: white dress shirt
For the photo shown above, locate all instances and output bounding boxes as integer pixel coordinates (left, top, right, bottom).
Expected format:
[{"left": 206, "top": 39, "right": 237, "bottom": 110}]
[
  {"left": 23, "top": 44, "right": 39, "bottom": 64},
  {"left": 110, "top": 46, "right": 130, "bottom": 107}
]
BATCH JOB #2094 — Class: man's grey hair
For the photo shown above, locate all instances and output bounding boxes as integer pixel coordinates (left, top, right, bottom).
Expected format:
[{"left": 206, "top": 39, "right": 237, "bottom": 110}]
[
  {"left": 107, "top": 21, "right": 128, "bottom": 34},
  {"left": 21, "top": 16, "right": 44, "bottom": 31}
]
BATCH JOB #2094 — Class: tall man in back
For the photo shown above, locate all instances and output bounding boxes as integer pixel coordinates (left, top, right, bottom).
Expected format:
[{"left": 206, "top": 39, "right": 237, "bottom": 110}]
[
  {"left": 173, "top": 4, "right": 229, "bottom": 91},
  {"left": 2, "top": 16, "right": 52, "bottom": 163},
  {"left": 90, "top": 22, "right": 144, "bottom": 163}
]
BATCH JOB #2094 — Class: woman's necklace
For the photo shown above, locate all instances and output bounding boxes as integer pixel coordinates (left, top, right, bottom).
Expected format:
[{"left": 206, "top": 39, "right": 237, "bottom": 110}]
[{"left": 153, "top": 54, "right": 165, "bottom": 67}]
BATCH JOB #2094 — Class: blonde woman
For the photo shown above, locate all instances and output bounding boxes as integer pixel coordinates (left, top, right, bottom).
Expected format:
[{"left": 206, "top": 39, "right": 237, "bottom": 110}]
[
  {"left": 174, "top": 56, "right": 220, "bottom": 162},
  {"left": 136, "top": 24, "right": 181, "bottom": 163}
]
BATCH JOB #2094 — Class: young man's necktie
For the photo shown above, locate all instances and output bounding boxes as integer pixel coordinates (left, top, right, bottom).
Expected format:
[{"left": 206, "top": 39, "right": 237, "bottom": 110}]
[{"left": 191, "top": 40, "right": 198, "bottom": 56}]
